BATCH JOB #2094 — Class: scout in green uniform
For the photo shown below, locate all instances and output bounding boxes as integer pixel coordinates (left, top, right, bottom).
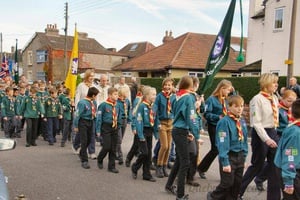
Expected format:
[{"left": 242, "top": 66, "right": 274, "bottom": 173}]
[
  {"left": 19, "top": 86, "right": 45, "bottom": 147},
  {"left": 44, "top": 88, "right": 63, "bottom": 145},
  {"left": 1, "top": 87, "right": 18, "bottom": 138},
  {"left": 61, "top": 88, "right": 74, "bottom": 147}
]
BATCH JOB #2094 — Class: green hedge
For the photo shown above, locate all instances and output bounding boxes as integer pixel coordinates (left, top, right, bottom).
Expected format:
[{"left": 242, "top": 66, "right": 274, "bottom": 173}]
[{"left": 141, "top": 76, "right": 294, "bottom": 104}]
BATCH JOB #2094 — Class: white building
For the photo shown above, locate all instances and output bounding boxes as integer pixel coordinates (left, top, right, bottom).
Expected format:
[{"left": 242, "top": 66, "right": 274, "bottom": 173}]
[{"left": 247, "top": 0, "right": 300, "bottom": 76}]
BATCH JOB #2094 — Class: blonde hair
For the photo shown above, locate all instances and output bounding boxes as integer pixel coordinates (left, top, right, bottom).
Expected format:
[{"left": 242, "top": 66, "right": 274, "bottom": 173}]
[
  {"left": 83, "top": 69, "right": 95, "bottom": 82},
  {"left": 118, "top": 86, "right": 129, "bottom": 97},
  {"left": 212, "top": 79, "right": 232, "bottom": 98},
  {"left": 259, "top": 73, "right": 278, "bottom": 91},
  {"left": 282, "top": 89, "right": 297, "bottom": 99},
  {"left": 132, "top": 86, "right": 155, "bottom": 115}
]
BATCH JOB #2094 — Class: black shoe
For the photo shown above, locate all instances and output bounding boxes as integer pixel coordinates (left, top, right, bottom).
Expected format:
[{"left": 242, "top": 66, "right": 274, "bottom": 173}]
[
  {"left": 162, "top": 165, "right": 169, "bottom": 177},
  {"left": 61, "top": 143, "right": 65, "bottom": 147},
  {"left": 165, "top": 185, "right": 177, "bottom": 196},
  {"left": 167, "top": 162, "right": 173, "bottom": 169},
  {"left": 81, "top": 162, "right": 90, "bottom": 169},
  {"left": 199, "top": 171, "right": 206, "bottom": 179},
  {"left": 97, "top": 162, "right": 103, "bottom": 169},
  {"left": 156, "top": 166, "right": 164, "bottom": 178},
  {"left": 176, "top": 194, "right": 189, "bottom": 200},
  {"left": 108, "top": 168, "right": 119, "bottom": 173},
  {"left": 25, "top": 144, "right": 31, "bottom": 147},
  {"left": 207, "top": 192, "right": 213, "bottom": 200},
  {"left": 125, "top": 159, "right": 130, "bottom": 167},
  {"left": 131, "top": 166, "right": 137, "bottom": 179},
  {"left": 119, "top": 160, "right": 124, "bottom": 165},
  {"left": 255, "top": 182, "right": 265, "bottom": 191},
  {"left": 143, "top": 177, "right": 156, "bottom": 182},
  {"left": 150, "top": 164, "right": 156, "bottom": 171},
  {"left": 31, "top": 143, "right": 37, "bottom": 146},
  {"left": 186, "top": 179, "right": 200, "bottom": 187},
  {"left": 49, "top": 143, "right": 54, "bottom": 146}
]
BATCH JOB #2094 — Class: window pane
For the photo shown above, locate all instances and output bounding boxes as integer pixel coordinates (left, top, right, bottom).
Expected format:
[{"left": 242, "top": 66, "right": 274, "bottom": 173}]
[{"left": 275, "top": 8, "right": 283, "bottom": 29}]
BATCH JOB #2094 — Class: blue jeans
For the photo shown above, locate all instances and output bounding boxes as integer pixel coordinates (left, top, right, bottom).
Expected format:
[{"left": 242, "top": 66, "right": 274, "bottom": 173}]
[{"left": 47, "top": 117, "right": 59, "bottom": 144}]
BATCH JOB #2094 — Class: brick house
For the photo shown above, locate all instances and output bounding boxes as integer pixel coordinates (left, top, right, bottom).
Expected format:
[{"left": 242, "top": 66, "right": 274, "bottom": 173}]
[
  {"left": 113, "top": 31, "right": 247, "bottom": 78},
  {"left": 22, "top": 24, "right": 128, "bottom": 83}
]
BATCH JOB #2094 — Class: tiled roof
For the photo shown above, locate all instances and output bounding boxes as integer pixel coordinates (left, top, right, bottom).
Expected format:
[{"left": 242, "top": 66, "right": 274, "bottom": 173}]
[
  {"left": 24, "top": 32, "right": 123, "bottom": 56},
  {"left": 118, "top": 42, "right": 156, "bottom": 58},
  {"left": 113, "top": 32, "right": 247, "bottom": 72}
]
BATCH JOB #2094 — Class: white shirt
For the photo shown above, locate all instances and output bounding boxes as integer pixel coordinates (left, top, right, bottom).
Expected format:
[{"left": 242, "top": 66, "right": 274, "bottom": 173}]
[
  {"left": 74, "top": 82, "right": 96, "bottom": 109},
  {"left": 97, "top": 84, "right": 109, "bottom": 107},
  {"left": 249, "top": 93, "right": 279, "bottom": 142}
]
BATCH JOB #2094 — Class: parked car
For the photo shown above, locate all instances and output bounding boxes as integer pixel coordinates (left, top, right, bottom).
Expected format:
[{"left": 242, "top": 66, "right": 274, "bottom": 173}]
[{"left": 0, "top": 138, "right": 16, "bottom": 200}]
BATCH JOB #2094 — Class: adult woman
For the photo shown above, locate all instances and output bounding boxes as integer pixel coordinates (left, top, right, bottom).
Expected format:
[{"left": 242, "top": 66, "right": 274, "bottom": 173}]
[{"left": 239, "top": 73, "right": 281, "bottom": 200}]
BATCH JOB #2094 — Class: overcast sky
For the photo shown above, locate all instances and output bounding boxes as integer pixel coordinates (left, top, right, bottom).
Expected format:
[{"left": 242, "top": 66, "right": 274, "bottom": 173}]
[{"left": 0, "top": 0, "right": 249, "bottom": 52}]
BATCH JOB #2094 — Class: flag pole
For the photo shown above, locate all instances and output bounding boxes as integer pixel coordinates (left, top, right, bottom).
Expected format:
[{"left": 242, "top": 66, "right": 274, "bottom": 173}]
[{"left": 236, "top": 0, "right": 244, "bottom": 62}]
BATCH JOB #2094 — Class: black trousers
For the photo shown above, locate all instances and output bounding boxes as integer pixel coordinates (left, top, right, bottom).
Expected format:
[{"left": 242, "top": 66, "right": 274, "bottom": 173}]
[
  {"left": 198, "top": 123, "right": 218, "bottom": 173},
  {"left": 211, "top": 151, "right": 245, "bottom": 200},
  {"left": 281, "top": 169, "right": 300, "bottom": 200},
  {"left": 97, "top": 123, "right": 118, "bottom": 170},
  {"left": 132, "top": 127, "right": 153, "bottom": 179},
  {"left": 79, "top": 119, "right": 93, "bottom": 163},
  {"left": 26, "top": 118, "right": 38, "bottom": 145},
  {"left": 166, "top": 128, "right": 189, "bottom": 199},
  {"left": 126, "top": 134, "right": 139, "bottom": 162},
  {"left": 240, "top": 128, "right": 281, "bottom": 200}
]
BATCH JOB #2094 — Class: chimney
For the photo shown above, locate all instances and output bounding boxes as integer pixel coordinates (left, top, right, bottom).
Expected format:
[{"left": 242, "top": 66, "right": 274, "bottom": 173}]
[
  {"left": 11, "top": 46, "right": 15, "bottom": 54},
  {"left": 78, "top": 32, "right": 88, "bottom": 39},
  {"left": 107, "top": 48, "right": 116, "bottom": 52},
  {"left": 162, "top": 30, "right": 174, "bottom": 44},
  {"left": 45, "top": 23, "right": 59, "bottom": 36}
]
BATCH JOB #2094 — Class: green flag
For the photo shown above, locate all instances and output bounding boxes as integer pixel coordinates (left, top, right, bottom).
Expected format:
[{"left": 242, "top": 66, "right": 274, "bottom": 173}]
[
  {"left": 14, "top": 39, "right": 19, "bottom": 84},
  {"left": 199, "top": 0, "right": 236, "bottom": 94}
]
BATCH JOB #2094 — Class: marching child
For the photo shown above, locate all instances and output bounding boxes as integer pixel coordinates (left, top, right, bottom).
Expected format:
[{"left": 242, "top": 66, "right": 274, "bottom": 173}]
[
  {"left": 44, "top": 88, "right": 63, "bottom": 145},
  {"left": 207, "top": 95, "right": 248, "bottom": 200},
  {"left": 154, "top": 77, "right": 176, "bottom": 178},
  {"left": 15, "top": 86, "right": 27, "bottom": 138},
  {"left": 19, "top": 86, "right": 45, "bottom": 147},
  {"left": 37, "top": 80, "right": 49, "bottom": 140},
  {"left": 73, "top": 87, "right": 99, "bottom": 169},
  {"left": 116, "top": 87, "right": 132, "bottom": 165},
  {"left": 1, "top": 87, "right": 17, "bottom": 138},
  {"left": 96, "top": 87, "right": 120, "bottom": 173},
  {"left": 131, "top": 86, "right": 158, "bottom": 182},
  {"left": 61, "top": 88, "right": 74, "bottom": 147},
  {"left": 125, "top": 85, "right": 144, "bottom": 167},
  {"left": 275, "top": 99, "right": 300, "bottom": 199},
  {"left": 165, "top": 76, "right": 200, "bottom": 200}
]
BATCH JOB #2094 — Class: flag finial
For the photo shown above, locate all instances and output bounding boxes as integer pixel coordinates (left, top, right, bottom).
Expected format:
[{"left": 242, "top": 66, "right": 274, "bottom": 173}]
[{"left": 236, "top": 0, "right": 244, "bottom": 63}]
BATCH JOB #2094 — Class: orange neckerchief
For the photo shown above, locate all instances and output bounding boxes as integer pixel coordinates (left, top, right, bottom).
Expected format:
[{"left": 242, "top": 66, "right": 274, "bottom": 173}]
[
  {"left": 162, "top": 91, "right": 171, "bottom": 115},
  {"left": 118, "top": 97, "right": 127, "bottom": 117},
  {"left": 278, "top": 101, "right": 294, "bottom": 123},
  {"left": 143, "top": 100, "right": 154, "bottom": 126},
  {"left": 260, "top": 91, "right": 279, "bottom": 127},
  {"left": 106, "top": 98, "right": 117, "bottom": 128},
  {"left": 85, "top": 97, "right": 96, "bottom": 119},
  {"left": 220, "top": 96, "right": 227, "bottom": 116},
  {"left": 228, "top": 112, "right": 243, "bottom": 141}
]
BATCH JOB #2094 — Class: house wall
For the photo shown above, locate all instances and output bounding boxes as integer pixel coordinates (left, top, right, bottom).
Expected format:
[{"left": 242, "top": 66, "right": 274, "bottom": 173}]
[
  {"left": 262, "top": 0, "right": 293, "bottom": 75},
  {"left": 246, "top": 0, "right": 264, "bottom": 65},
  {"left": 247, "top": 0, "right": 300, "bottom": 76}
]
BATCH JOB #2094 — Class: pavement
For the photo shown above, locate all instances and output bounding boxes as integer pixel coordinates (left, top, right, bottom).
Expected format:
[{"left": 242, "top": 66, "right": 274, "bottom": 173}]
[{"left": 0, "top": 126, "right": 268, "bottom": 200}]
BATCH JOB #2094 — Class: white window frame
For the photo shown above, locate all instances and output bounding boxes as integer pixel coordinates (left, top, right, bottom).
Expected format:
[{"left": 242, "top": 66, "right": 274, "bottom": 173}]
[
  {"left": 274, "top": 7, "right": 284, "bottom": 30},
  {"left": 27, "top": 51, "right": 33, "bottom": 66},
  {"left": 231, "top": 73, "right": 242, "bottom": 77},
  {"left": 122, "top": 72, "right": 132, "bottom": 77},
  {"left": 188, "top": 71, "right": 204, "bottom": 78}
]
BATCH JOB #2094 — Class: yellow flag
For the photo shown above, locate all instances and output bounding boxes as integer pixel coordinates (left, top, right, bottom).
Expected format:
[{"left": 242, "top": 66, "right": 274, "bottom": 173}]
[{"left": 64, "top": 27, "right": 79, "bottom": 99}]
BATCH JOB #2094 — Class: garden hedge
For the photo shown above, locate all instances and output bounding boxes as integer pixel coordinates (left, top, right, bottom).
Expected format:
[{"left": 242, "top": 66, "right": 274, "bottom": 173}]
[{"left": 141, "top": 76, "right": 298, "bottom": 104}]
